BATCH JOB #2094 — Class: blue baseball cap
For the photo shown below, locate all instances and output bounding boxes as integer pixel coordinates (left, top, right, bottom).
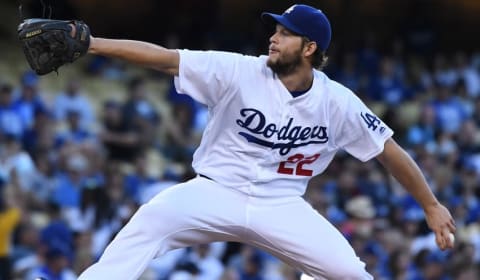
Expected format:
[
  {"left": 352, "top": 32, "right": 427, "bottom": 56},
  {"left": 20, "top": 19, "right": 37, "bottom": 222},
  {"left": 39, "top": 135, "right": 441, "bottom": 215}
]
[{"left": 261, "top": 4, "right": 332, "bottom": 51}]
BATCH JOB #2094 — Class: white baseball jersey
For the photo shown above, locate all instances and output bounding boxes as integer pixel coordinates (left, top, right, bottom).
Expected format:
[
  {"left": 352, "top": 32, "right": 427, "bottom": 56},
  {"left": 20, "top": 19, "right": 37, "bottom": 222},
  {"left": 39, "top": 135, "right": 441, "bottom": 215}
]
[
  {"left": 174, "top": 50, "right": 394, "bottom": 197},
  {"left": 79, "top": 49, "right": 381, "bottom": 280}
]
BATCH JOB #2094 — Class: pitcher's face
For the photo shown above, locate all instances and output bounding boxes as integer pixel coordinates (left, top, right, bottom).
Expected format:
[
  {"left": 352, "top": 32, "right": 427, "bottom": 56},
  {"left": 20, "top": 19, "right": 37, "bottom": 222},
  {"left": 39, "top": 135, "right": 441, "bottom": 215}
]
[{"left": 267, "top": 25, "right": 304, "bottom": 75}]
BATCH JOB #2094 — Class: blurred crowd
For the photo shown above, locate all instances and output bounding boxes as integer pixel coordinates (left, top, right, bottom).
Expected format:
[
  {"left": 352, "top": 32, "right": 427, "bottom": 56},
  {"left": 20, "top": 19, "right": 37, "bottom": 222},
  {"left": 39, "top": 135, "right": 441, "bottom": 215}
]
[{"left": 1, "top": 37, "right": 480, "bottom": 280}]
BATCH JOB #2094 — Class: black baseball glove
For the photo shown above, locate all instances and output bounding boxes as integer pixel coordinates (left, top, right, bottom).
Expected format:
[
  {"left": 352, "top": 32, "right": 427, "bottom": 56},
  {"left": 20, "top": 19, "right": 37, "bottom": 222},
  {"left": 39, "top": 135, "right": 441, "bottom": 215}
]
[{"left": 18, "top": 18, "right": 91, "bottom": 75}]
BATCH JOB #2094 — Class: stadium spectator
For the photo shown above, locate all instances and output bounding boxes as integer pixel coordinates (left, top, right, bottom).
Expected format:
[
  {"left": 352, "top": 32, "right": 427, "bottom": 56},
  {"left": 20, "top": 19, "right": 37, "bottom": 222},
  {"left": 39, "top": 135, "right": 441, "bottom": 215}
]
[
  {"left": 0, "top": 177, "right": 22, "bottom": 280},
  {"left": 53, "top": 78, "right": 95, "bottom": 130},
  {"left": 0, "top": 84, "right": 24, "bottom": 139},
  {"left": 100, "top": 99, "right": 148, "bottom": 162},
  {"left": 13, "top": 71, "right": 47, "bottom": 133}
]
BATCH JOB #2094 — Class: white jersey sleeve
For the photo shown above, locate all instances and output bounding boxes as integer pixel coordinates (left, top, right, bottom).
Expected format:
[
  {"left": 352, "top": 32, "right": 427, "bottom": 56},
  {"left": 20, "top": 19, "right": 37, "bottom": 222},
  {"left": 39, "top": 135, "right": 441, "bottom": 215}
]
[
  {"left": 334, "top": 86, "right": 394, "bottom": 162},
  {"left": 174, "top": 49, "right": 243, "bottom": 107}
]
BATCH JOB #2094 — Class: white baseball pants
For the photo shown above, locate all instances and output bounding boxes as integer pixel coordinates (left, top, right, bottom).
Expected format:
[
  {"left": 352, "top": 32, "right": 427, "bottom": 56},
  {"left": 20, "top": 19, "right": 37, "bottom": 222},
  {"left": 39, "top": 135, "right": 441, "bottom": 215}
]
[{"left": 78, "top": 177, "right": 372, "bottom": 280}]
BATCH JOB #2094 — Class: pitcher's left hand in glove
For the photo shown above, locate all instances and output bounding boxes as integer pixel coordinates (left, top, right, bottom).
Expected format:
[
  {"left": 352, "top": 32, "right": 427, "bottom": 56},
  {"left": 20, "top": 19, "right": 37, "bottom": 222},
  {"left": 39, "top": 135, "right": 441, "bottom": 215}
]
[{"left": 18, "top": 18, "right": 90, "bottom": 75}]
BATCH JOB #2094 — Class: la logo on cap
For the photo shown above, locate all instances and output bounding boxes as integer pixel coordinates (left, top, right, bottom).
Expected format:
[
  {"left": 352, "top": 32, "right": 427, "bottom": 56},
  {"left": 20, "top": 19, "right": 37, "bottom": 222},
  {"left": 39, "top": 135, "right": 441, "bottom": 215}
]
[{"left": 284, "top": 5, "right": 296, "bottom": 14}]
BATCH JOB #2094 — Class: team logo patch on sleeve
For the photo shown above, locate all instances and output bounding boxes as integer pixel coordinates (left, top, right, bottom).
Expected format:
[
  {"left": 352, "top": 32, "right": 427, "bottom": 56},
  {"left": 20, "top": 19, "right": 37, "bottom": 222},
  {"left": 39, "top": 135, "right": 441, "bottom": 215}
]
[{"left": 360, "top": 112, "right": 386, "bottom": 134}]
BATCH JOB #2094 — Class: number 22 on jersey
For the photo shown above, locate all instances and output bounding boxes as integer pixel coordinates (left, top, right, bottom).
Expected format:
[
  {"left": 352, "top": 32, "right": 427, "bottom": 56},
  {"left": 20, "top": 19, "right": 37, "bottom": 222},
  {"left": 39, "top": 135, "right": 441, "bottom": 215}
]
[{"left": 277, "top": 153, "right": 320, "bottom": 176}]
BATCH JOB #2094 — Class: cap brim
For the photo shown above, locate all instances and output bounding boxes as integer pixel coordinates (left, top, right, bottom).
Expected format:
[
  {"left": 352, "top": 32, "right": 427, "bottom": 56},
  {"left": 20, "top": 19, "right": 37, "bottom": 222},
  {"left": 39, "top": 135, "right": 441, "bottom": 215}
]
[{"left": 261, "top": 12, "right": 305, "bottom": 36}]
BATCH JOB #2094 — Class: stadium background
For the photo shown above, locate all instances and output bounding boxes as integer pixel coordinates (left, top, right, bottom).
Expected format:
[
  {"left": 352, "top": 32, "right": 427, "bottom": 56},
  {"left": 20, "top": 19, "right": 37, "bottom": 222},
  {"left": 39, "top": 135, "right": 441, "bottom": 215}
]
[{"left": 0, "top": 0, "right": 480, "bottom": 279}]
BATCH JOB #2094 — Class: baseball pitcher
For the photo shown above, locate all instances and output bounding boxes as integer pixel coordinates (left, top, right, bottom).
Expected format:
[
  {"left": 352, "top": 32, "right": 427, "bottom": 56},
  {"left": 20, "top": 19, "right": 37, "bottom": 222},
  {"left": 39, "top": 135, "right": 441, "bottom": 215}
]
[{"left": 18, "top": 4, "right": 455, "bottom": 280}]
